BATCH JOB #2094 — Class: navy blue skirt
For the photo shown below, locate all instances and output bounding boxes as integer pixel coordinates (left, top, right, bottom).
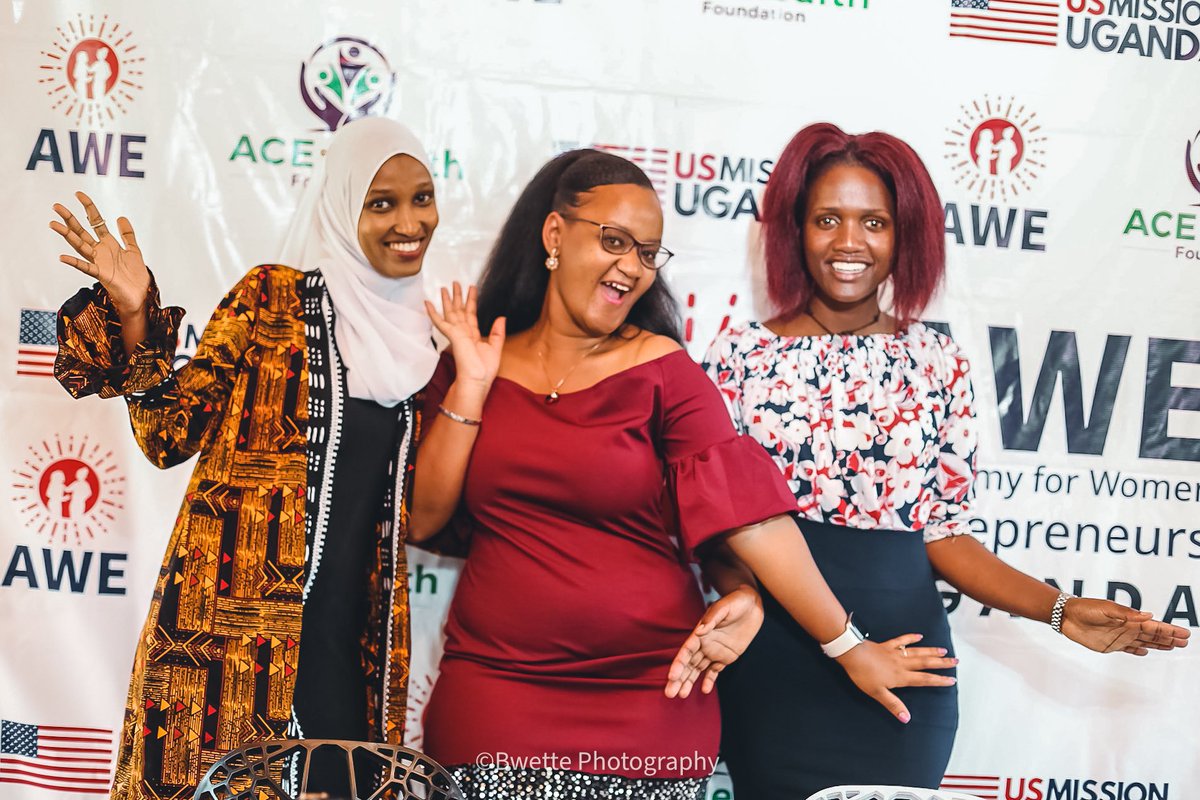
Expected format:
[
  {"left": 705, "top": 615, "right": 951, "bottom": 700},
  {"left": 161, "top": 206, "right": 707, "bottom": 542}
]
[{"left": 718, "top": 519, "right": 958, "bottom": 799}]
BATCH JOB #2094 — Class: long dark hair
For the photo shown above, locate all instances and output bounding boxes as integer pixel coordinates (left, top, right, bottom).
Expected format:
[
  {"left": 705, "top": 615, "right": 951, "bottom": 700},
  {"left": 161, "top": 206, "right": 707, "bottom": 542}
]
[{"left": 476, "top": 149, "right": 683, "bottom": 342}]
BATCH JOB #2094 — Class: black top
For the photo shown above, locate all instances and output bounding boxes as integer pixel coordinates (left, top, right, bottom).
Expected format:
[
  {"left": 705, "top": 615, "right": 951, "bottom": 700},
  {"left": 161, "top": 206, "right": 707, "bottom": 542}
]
[{"left": 293, "top": 397, "right": 402, "bottom": 742}]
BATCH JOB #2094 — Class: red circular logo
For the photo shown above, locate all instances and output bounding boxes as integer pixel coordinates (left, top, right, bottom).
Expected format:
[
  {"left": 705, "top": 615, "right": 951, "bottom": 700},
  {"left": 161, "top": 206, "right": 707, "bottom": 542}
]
[
  {"left": 65, "top": 38, "right": 120, "bottom": 100},
  {"left": 37, "top": 458, "right": 101, "bottom": 520},
  {"left": 11, "top": 435, "right": 125, "bottom": 544},
  {"left": 968, "top": 118, "right": 1025, "bottom": 177}
]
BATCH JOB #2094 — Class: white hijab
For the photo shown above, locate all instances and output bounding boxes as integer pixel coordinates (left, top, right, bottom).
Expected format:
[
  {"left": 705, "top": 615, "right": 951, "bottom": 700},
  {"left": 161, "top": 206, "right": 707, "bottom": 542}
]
[{"left": 279, "top": 116, "right": 438, "bottom": 407}]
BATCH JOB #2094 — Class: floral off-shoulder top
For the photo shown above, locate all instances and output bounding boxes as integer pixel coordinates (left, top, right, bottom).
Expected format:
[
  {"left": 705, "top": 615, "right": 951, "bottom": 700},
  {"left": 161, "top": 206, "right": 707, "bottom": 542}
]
[{"left": 702, "top": 321, "right": 977, "bottom": 543}]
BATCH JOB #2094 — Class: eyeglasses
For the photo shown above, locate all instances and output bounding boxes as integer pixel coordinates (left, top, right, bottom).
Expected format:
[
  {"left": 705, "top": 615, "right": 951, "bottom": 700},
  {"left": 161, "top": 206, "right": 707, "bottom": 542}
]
[{"left": 561, "top": 216, "right": 674, "bottom": 270}]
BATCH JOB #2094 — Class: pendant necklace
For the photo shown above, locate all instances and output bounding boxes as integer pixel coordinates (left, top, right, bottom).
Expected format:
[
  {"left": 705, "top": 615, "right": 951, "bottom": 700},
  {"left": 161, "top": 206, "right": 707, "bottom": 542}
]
[{"left": 537, "top": 339, "right": 606, "bottom": 404}]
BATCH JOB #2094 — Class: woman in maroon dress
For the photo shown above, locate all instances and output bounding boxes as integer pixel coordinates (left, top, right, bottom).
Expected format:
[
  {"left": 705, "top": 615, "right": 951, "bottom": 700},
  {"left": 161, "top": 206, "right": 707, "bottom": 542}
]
[{"left": 407, "top": 150, "right": 955, "bottom": 800}]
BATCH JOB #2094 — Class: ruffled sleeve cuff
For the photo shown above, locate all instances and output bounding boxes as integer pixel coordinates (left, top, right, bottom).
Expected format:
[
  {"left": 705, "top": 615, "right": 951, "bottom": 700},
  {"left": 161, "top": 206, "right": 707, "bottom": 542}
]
[
  {"left": 921, "top": 517, "right": 981, "bottom": 545},
  {"left": 668, "top": 434, "right": 798, "bottom": 555},
  {"left": 55, "top": 273, "right": 184, "bottom": 399}
]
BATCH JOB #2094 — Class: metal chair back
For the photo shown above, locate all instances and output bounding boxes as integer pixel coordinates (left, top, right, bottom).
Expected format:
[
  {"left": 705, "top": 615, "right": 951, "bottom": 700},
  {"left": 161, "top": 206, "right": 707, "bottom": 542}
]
[
  {"left": 193, "top": 739, "right": 463, "bottom": 800},
  {"left": 804, "top": 787, "right": 985, "bottom": 800}
]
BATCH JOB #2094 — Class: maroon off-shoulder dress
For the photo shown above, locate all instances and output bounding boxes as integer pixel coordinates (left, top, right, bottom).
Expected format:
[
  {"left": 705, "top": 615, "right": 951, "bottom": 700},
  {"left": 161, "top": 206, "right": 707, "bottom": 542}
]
[{"left": 419, "top": 349, "right": 797, "bottom": 788}]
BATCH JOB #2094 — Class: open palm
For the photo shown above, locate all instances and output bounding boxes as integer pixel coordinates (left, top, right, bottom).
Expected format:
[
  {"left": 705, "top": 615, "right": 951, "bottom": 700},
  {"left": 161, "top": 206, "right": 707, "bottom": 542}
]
[
  {"left": 425, "top": 282, "right": 504, "bottom": 388},
  {"left": 49, "top": 191, "right": 149, "bottom": 315},
  {"left": 1062, "top": 598, "right": 1191, "bottom": 656},
  {"left": 666, "top": 586, "right": 763, "bottom": 699}
]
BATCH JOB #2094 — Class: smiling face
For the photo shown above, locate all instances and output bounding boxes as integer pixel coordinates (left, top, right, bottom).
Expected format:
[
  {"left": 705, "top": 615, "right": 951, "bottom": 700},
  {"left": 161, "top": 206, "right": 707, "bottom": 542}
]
[
  {"left": 802, "top": 162, "right": 896, "bottom": 309},
  {"left": 357, "top": 153, "right": 439, "bottom": 278},
  {"left": 541, "top": 184, "right": 664, "bottom": 337}
]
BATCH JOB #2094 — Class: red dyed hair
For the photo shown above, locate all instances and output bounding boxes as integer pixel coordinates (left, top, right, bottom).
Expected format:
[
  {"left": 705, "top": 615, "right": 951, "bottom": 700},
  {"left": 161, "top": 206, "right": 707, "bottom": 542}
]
[{"left": 762, "top": 122, "right": 945, "bottom": 325}]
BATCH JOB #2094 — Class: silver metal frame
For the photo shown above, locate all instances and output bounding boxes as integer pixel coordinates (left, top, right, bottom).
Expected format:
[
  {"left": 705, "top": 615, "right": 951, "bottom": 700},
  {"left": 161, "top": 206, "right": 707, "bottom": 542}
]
[
  {"left": 804, "top": 787, "right": 985, "bottom": 800},
  {"left": 193, "top": 739, "right": 464, "bottom": 800}
]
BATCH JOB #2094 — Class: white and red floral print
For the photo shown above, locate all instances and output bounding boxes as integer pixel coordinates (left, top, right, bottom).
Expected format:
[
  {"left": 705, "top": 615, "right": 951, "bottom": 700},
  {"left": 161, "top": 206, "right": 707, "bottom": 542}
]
[{"left": 702, "top": 321, "right": 978, "bottom": 543}]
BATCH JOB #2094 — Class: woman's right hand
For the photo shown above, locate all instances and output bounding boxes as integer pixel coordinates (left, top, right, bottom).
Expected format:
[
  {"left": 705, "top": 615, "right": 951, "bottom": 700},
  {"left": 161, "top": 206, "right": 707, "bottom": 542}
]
[
  {"left": 835, "top": 634, "right": 958, "bottom": 723},
  {"left": 50, "top": 191, "right": 150, "bottom": 318},
  {"left": 425, "top": 282, "right": 505, "bottom": 391}
]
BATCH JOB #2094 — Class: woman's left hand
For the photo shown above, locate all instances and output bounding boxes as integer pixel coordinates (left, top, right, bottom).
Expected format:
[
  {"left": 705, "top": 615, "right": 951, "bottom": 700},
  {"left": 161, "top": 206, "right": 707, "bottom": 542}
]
[
  {"left": 665, "top": 585, "right": 763, "bottom": 699},
  {"left": 1060, "top": 598, "right": 1191, "bottom": 655}
]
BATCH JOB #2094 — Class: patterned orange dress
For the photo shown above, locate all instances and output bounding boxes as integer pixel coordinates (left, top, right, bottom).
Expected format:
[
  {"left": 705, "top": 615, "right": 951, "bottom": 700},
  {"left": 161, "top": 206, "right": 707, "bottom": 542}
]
[{"left": 55, "top": 265, "right": 419, "bottom": 800}]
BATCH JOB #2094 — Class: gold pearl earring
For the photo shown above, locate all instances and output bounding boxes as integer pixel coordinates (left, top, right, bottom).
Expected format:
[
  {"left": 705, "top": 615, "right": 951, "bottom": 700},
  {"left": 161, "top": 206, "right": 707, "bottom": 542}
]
[{"left": 545, "top": 248, "right": 559, "bottom": 271}]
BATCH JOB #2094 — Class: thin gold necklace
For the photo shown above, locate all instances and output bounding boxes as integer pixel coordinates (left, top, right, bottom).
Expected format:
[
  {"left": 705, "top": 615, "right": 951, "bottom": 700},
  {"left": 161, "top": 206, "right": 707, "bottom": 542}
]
[
  {"left": 536, "top": 339, "right": 606, "bottom": 404},
  {"left": 807, "top": 307, "right": 882, "bottom": 336}
]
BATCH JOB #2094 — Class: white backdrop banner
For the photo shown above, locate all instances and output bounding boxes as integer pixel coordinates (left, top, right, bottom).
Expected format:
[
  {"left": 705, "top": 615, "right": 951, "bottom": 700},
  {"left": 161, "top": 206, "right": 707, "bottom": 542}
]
[{"left": 1, "top": 1, "right": 1197, "bottom": 799}]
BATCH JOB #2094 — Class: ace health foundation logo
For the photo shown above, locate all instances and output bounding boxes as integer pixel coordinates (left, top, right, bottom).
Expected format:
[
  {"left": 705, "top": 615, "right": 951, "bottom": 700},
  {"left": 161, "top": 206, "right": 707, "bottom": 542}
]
[
  {"left": 26, "top": 14, "right": 149, "bottom": 179},
  {"left": 4, "top": 434, "right": 129, "bottom": 596},
  {"left": 943, "top": 95, "right": 1051, "bottom": 252},
  {"left": 699, "top": 0, "right": 873, "bottom": 26},
  {"left": 300, "top": 36, "right": 395, "bottom": 132},
  {"left": 228, "top": 36, "right": 463, "bottom": 188},
  {"left": 1120, "top": 126, "right": 1200, "bottom": 262}
]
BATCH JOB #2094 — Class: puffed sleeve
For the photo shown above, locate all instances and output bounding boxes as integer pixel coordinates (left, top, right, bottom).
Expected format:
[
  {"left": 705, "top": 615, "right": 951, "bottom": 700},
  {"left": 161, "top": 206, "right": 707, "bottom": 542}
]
[
  {"left": 56, "top": 268, "right": 265, "bottom": 470},
  {"left": 55, "top": 271, "right": 184, "bottom": 399},
  {"left": 658, "top": 351, "right": 797, "bottom": 555},
  {"left": 921, "top": 335, "right": 979, "bottom": 544},
  {"left": 410, "top": 350, "right": 472, "bottom": 557},
  {"left": 700, "top": 324, "right": 747, "bottom": 433}
]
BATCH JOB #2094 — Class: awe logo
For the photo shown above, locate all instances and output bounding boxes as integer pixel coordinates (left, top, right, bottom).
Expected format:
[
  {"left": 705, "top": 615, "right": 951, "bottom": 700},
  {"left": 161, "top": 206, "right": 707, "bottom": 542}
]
[
  {"left": 943, "top": 95, "right": 1050, "bottom": 252},
  {"left": 26, "top": 14, "right": 148, "bottom": 178},
  {"left": 4, "top": 434, "right": 129, "bottom": 595}
]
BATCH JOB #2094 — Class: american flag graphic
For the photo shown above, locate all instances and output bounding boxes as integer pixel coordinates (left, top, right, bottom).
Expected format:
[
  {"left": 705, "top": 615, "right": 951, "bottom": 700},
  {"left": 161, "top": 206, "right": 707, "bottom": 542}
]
[
  {"left": 17, "top": 309, "right": 58, "bottom": 378},
  {"left": 591, "top": 144, "right": 670, "bottom": 200},
  {"left": 942, "top": 773, "right": 1002, "bottom": 799},
  {"left": 0, "top": 720, "right": 115, "bottom": 795},
  {"left": 950, "top": 0, "right": 1060, "bottom": 47}
]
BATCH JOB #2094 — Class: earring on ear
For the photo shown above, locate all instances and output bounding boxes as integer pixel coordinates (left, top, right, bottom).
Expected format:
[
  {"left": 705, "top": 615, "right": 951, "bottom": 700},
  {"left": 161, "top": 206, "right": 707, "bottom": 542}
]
[{"left": 545, "top": 248, "right": 559, "bottom": 271}]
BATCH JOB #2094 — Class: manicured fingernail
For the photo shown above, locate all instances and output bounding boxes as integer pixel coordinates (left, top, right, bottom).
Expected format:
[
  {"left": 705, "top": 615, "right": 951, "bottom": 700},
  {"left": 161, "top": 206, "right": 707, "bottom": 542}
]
[
  {"left": 898, "top": 712, "right": 911, "bottom": 724},
  {"left": 938, "top": 648, "right": 947, "bottom": 656},
  {"left": 951, "top": 658, "right": 959, "bottom": 664},
  {"left": 948, "top": 678, "right": 957, "bottom": 685}
]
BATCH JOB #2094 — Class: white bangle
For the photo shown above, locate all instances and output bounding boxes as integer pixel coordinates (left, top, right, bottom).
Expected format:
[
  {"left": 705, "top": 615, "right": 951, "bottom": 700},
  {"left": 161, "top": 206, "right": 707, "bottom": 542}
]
[
  {"left": 821, "top": 615, "right": 866, "bottom": 658},
  {"left": 1050, "top": 592, "right": 1073, "bottom": 634}
]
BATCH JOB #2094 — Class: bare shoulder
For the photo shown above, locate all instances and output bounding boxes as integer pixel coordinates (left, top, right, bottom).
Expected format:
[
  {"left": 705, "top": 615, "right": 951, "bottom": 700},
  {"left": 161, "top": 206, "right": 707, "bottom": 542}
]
[{"left": 632, "top": 332, "right": 684, "bottom": 365}]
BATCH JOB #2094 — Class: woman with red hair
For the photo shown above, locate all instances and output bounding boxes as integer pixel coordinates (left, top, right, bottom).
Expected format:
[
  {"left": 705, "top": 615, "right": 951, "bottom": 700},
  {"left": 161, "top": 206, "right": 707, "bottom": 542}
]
[{"left": 703, "top": 123, "right": 1188, "bottom": 797}]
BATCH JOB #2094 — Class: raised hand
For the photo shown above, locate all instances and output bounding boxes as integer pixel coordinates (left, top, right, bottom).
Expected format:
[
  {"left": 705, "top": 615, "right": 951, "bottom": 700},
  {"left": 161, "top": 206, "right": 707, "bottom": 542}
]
[
  {"left": 835, "top": 634, "right": 958, "bottom": 724},
  {"left": 666, "top": 585, "right": 763, "bottom": 699},
  {"left": 50, "top": 191, "right": 149, "bottom": 317},
  {"left": 1061, "top": 598, "right": 1191, "bottom": 656},
  {"left": 425, "top": 282, "right": 504, "bottom": 390}
]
